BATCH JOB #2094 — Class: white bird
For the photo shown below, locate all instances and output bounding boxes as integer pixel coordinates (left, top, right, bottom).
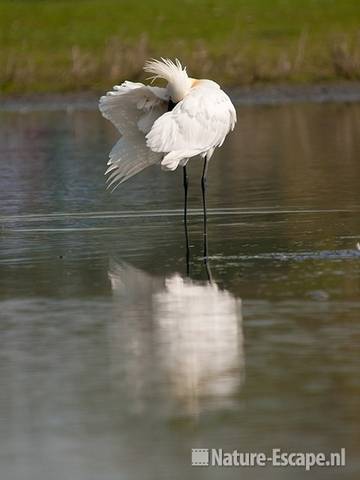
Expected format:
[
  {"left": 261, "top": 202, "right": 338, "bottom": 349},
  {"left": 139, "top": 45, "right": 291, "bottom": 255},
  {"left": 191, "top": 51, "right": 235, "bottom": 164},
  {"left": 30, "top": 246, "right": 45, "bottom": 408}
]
[
  {"left": 99, "top": 58, "right": 236, "bottom": 259},
  {"left": 108, "top": 260, "right": 244, "bottom": 415}
]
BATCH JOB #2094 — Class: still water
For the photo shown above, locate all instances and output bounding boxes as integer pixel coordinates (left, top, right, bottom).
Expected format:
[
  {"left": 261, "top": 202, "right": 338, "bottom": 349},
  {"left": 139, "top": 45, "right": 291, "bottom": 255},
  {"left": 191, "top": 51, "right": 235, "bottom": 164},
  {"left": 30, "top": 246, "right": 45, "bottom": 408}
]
[{"left": 0, "top": 102, "right": 360, "bottom": 479}]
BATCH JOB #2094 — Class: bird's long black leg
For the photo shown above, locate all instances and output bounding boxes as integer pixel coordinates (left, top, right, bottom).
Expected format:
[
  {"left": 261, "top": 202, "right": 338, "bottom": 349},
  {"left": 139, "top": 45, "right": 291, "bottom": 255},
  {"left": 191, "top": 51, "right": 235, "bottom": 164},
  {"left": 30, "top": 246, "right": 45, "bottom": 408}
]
[
  {"left": 204, "top": 257, "right": 213, "bottom": 283},
  {"left": 201, "top": 156, "right": 209, "bottom": 263},
  {"left": 183, "top": 165, "right": 190, "bottom": 275}
]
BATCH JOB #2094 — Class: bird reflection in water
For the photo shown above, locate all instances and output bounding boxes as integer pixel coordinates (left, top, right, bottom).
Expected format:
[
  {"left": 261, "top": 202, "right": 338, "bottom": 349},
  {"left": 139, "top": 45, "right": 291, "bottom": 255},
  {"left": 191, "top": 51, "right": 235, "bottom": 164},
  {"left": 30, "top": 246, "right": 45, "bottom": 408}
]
[{"left": 108, "top": 259, "right": 244, "bottom": 416}]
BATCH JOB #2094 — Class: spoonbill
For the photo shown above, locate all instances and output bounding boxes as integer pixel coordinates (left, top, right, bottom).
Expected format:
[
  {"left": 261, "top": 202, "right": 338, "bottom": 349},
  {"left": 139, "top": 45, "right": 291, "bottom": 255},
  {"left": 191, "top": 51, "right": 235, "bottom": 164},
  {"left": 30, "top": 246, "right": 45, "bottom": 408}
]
[
  {"left": 108, "top": 259, "right": 244, "bottom": 414},
  {"left": 99, "top": 58, "right": 236, "bottom": 260}
]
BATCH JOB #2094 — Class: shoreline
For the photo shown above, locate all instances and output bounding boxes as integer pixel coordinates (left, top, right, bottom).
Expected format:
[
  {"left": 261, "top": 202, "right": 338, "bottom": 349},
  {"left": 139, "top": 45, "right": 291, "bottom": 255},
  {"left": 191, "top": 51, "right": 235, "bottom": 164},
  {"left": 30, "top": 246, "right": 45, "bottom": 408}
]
[{"left": 1, "top": 82, "right": 360, "bottom": 112}]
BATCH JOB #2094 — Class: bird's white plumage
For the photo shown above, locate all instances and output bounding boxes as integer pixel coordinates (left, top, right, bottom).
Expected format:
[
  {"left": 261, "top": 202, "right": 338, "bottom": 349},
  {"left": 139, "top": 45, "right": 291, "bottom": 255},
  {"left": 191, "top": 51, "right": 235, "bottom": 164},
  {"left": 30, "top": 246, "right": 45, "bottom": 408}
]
[
  {"left": 105, "top": 132, "right": 162, "bottom": 188},
  {"left": 99, "top": 81, "right": 168, "bottom": 187},
  {"left": 146, "top": 82, "right": 236, "bottom": 170},
  {"left": 144, "top": 58, "right": 191, "bottom": 104},
  {"left": 99, "top": 81, "right": 168, "bottom": 135},
  {"left": 99, "top": 59, "right": 236, "bottom": 188}
]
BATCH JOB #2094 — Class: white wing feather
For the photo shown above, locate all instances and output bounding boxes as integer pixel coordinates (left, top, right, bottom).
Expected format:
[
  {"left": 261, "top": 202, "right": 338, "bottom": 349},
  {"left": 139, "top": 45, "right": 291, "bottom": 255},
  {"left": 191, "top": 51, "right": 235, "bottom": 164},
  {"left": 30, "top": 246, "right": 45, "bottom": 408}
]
[
  {"left": 146, "top": 84, "right": 236, "bottom": 170},
  {"left": 105, "top": 132, "right": 162, "bottom": 189},
  {"left": 99, "top": 81, "right": 168, "bottom": 134},
  {"left": 99, "top": 81, "right": 168, "bottom": 188}
]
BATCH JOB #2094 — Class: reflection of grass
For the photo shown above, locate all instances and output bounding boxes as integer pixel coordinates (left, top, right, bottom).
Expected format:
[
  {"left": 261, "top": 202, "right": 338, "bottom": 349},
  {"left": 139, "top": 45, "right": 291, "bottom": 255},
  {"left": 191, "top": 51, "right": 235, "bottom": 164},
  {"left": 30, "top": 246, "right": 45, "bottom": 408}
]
[{"left": 1, "top": 0, "right": 360, "bottom": 93}]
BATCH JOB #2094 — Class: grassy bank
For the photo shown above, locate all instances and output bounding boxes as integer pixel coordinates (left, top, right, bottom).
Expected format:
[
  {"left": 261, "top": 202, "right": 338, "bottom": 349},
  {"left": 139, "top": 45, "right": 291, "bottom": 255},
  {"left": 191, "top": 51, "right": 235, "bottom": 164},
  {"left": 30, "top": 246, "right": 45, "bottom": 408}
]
[{"left": 1, "top": 0, "right": 360, "bottom": 93}]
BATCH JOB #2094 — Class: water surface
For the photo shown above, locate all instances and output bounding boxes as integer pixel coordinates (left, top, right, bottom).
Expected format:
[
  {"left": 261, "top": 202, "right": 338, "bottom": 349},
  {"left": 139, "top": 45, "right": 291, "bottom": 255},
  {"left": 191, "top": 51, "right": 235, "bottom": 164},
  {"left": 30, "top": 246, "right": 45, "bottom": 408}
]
[{"left": 0, "top": 102, "right": 360, "bottom": 479}]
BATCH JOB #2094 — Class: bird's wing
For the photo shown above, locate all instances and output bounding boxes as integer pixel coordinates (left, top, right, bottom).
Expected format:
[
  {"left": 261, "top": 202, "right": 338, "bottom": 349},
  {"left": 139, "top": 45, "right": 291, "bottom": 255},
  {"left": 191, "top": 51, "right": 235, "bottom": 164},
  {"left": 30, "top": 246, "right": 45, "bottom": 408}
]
[
  {"left": 146, "top": 85, "right": 236, "bottom": 162},
  {"left": 99, "top": 81, "right": 168, "bottom": 135},
  {"left": 99, "top": 81, "right": 168, "bottom": 188},
  {"left": 109, "top": 259, "right": 164, "bottom": 297},
  {"left": 105, "top": 130, "right": 162, "bottom": 189}
]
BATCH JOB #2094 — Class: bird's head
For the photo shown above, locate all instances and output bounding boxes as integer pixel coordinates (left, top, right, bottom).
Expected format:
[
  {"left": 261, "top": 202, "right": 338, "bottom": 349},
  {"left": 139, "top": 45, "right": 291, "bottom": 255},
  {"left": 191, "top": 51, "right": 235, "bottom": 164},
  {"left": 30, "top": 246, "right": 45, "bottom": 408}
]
[{"left": 144, "top": 58, "right": 193, "bottom": 103}]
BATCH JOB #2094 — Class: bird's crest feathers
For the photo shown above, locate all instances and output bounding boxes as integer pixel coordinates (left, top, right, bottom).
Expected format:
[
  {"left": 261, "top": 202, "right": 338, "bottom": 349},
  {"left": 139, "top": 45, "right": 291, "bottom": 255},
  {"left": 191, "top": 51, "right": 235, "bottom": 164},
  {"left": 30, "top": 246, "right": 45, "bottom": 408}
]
[{"left": 144, "top": 58, "right": 192, "bottom": 103}]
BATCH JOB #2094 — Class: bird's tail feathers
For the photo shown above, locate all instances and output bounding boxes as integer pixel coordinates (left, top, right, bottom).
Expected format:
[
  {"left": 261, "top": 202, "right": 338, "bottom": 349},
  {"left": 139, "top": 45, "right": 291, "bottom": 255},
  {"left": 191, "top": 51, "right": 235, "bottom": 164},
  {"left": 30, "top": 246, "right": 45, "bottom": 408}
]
[{"left": 161, "top": 150, "right": 199, "bottom": 171}]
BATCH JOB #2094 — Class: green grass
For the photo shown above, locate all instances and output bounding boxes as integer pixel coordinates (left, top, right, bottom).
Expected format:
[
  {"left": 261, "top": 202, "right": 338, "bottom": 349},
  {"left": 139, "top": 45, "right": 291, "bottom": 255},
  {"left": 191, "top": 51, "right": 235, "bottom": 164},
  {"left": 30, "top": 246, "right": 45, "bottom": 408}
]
[{"left": 1, "top": 0, "right": 360, "bottom": 93}]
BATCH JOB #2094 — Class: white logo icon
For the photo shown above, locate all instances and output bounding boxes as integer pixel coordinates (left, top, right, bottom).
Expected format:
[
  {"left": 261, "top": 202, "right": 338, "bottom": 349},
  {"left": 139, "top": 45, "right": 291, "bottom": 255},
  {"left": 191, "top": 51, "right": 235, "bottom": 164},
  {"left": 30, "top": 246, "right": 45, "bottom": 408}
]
[{"left": 191, "top": 449, "right": 209, "bottom": 466}]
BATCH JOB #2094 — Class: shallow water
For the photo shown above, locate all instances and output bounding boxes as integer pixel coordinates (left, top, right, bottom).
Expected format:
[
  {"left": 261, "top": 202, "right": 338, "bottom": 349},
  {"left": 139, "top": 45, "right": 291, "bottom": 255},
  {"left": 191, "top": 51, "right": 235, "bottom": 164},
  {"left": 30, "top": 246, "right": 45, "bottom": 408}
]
[{"left": 0, "top": 103, "right": 360, "bottom": 479}]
